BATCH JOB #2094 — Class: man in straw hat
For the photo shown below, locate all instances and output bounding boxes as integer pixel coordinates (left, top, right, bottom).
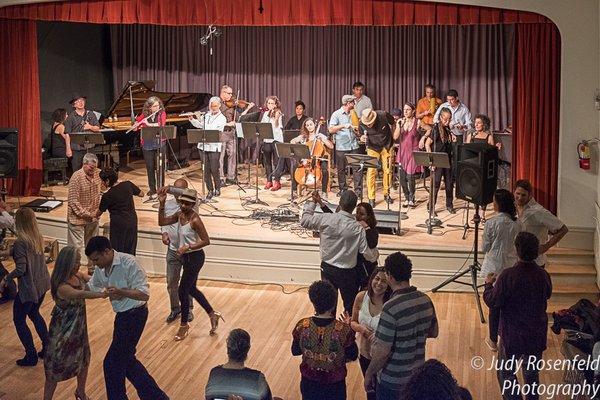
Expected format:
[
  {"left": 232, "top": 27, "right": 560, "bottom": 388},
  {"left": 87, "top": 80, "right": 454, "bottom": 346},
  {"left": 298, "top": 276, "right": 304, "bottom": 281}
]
[{"left": 359, "top": 108, "right": 395, "bottom": 207}]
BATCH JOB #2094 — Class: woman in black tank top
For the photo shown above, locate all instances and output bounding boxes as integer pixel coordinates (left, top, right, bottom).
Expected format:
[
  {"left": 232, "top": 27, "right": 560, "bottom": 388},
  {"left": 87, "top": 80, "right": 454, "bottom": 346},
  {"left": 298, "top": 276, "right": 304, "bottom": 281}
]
[
  {"left": 48, "top": 108, "right": 72, "bottom": 159},
  {"left": 465, "top": 114, "right": 495, "bottom": 146}
]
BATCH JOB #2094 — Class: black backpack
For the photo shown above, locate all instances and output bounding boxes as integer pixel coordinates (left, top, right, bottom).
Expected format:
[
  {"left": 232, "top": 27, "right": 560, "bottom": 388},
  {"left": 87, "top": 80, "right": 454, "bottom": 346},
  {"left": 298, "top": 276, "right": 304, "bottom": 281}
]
[{"left": 0, "top": 262, "right": 17, "bottom": 303}]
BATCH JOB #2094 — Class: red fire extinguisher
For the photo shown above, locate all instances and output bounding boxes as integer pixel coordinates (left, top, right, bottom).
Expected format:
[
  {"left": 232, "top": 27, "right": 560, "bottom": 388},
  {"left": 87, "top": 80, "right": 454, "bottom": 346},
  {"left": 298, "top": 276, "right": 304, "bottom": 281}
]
[{"left": 578, "top": 141, "right": 591, "bottom": 170}]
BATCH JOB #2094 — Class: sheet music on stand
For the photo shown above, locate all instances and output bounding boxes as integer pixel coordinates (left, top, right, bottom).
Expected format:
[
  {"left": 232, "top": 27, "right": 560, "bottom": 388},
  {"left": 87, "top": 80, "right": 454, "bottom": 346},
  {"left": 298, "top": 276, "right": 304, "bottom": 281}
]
[
  {"left": 69, "top": 132, "right": 106, "bottom": 146},
  {"left": 283, "top": 129, "right": 300, "bottom": 143}
]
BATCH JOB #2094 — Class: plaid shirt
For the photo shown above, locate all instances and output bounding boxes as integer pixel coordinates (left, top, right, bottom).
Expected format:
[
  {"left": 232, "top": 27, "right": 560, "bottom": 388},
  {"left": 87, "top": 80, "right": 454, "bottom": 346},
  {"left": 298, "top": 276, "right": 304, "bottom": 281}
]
[{"left": 67, "top": 168, "right": 102, "bottom": 225}]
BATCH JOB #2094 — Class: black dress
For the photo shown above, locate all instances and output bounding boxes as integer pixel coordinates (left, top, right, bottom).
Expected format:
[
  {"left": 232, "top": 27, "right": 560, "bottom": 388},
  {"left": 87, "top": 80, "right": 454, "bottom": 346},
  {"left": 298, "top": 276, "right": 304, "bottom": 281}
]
[
  {"left": 99, "top": 181, "right": 141, "bottom": 255},
  {"left": 49, "top": 125, "right": 67, "bottom": 158}
]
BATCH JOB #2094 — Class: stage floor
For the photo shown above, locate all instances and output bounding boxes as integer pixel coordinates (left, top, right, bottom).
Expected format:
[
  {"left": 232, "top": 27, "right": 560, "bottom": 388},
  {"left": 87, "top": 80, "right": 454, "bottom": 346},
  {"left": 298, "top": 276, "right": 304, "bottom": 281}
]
[{"left": 33, "top": 160, "right": 483, "bottom": 252}]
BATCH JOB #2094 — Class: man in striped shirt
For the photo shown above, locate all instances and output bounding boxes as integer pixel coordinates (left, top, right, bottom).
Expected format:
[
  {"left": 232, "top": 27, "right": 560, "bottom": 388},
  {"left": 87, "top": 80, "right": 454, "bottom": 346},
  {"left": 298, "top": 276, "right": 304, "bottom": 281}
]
[{"left": 364, "top": 252, "right": 438, "bottom": 400}]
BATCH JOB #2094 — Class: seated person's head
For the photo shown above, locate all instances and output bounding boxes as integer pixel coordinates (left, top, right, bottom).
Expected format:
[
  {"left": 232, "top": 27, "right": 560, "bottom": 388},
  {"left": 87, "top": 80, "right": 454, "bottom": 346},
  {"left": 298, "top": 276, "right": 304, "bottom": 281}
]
[
  {"left": 308, "top": 280, "right": 337, "bottom": 315},
  {"left": 514, "top": 231, "right": 539, "bottom": 262},
  {"left": 226, "top": 328, "right": 251, "bottom": 364},
  {"left": 383, "top": 252, "right": 412, "bottom": 285},
  {"left": 403, "top": 359, "right": 469, "bottom": 400}
]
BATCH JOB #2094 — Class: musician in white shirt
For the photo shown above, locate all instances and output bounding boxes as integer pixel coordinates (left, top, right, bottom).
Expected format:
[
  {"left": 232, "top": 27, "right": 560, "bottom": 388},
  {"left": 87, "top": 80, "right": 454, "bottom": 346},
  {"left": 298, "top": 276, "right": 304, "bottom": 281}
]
[
  {"left": 433, "top": 89, "right": 472, "bottom": 143},
  {"left": 189, "top": 97, "right": 227, "bottom": 199}
]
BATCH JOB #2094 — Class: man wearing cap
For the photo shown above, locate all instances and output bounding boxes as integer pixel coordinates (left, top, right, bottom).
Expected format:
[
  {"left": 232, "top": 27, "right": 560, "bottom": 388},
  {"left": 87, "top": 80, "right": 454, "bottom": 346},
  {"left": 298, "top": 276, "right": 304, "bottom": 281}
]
[
  {"left": 64, "top": 93, "right": 101, "bottom": 171},
  {"left": 359, "top": 108, "right": 395, "bottom": 206},
  {"left": 328, "top": 95, "right": 363, "bottom": 197}
]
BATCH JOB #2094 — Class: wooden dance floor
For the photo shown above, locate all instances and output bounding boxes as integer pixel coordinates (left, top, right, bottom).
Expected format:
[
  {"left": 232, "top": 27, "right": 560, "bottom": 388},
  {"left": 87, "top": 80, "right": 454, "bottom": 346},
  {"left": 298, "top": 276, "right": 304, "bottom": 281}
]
[{"left": 0, "top": 278, "right": 568, "bottom": 400}]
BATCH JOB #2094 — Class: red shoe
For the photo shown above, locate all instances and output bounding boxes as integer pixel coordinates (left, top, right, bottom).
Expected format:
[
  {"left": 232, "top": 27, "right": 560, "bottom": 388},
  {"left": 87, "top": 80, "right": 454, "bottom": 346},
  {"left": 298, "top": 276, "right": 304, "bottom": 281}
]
[
  {"left": 271, "top": 181, "right": 281, "bottom": 191},
  {"left": 264, "top": 181, "right": 273, "bottom": 189}
]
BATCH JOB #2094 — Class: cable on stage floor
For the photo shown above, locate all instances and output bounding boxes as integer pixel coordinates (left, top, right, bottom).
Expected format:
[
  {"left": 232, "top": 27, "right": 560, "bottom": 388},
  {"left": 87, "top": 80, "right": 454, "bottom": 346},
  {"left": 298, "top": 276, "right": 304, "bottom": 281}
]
[{"left": 198, "top": 278, "right": 309, "bottom": 295}]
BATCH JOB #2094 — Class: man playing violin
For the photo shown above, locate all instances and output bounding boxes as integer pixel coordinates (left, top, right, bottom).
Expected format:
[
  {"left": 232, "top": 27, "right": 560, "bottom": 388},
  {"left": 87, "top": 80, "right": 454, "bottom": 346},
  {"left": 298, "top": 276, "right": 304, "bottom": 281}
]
[{"left": 219, "top": 85, "right": 254, "bottom": 186}]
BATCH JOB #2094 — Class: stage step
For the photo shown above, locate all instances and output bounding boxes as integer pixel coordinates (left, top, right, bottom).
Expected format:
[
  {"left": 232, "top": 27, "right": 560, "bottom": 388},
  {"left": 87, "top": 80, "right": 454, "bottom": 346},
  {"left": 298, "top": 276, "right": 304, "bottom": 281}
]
[
  {"left": 546, "top": 247, "right": 595, "bottom": 265},
  {"left": 546, "top": 263, "right": 598, "bottom": 286}
]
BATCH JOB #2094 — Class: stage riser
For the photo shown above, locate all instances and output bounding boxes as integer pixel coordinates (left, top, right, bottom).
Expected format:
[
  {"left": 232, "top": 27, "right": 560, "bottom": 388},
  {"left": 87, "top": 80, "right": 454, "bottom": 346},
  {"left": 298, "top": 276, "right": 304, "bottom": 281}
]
[
  {"left": 37, "top": 217, "right": 597, "bottom": 292},
  {"left": 38, "top": 217, "right": 487, "bottom": 290}
]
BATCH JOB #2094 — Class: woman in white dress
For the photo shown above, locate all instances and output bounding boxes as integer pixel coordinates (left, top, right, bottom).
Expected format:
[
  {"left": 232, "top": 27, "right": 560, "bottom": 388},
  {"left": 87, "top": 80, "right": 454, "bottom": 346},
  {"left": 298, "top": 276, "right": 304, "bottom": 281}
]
[
  {"left": 481, "top": 189, "right": 522, "bottom": 351},
  {"left": 342, "top": 267, "right": 391, "bottom": 400}
]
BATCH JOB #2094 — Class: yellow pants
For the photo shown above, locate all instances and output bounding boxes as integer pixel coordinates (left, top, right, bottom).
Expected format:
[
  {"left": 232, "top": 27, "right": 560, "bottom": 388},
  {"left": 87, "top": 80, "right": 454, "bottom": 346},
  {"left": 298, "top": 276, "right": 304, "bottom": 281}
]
[{"left": 367, "top": 147, "right": 392, "bottom": 200}]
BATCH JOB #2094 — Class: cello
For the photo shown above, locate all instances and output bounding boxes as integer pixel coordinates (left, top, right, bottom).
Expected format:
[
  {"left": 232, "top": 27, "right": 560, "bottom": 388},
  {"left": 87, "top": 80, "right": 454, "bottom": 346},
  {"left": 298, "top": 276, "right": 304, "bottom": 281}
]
[{"left": 294, "top": 119, "right": 328, "bottom": 190}]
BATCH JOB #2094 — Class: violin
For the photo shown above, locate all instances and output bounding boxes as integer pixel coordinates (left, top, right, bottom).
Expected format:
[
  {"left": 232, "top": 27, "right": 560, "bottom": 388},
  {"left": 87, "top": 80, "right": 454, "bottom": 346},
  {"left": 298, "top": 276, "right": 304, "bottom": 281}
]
[
  {"left": 294, "top": 119, "right": 328, "bottom": 188},
  {"left": 224, "top": 98, "right": 253, "bottom": 109}
]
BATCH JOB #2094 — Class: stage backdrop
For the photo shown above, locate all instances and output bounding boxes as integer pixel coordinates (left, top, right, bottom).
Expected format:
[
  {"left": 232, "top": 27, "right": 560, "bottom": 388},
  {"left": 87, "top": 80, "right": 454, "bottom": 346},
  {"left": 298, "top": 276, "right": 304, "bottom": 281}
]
[
  {"left": 0, "top": 0, "right": 559, "bottom": 212},
  {"left": 110, "top": 24, "right": 514, "bottom": 132}
]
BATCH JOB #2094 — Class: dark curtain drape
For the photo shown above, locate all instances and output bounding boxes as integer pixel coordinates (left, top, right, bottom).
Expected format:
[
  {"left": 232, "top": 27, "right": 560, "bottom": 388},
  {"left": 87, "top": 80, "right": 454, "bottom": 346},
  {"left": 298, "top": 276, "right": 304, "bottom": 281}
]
[
  {"left": 0, "top": 0, "right": 548, "bottom": 26},
  {"left": 513, "top": 23, "right": 560, "bottom": 213},
  {"left": 111, "top": 24, "right": 513, "bottom": 131},
  {"left": 0, "top": 19, "right": 42, "bottom": 195}
]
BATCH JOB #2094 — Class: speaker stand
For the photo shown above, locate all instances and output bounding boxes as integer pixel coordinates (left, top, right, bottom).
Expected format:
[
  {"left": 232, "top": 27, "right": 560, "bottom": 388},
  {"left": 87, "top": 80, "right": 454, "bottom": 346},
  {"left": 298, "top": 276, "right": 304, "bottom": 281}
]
[
  {"left": 448, "top": 201, "right": 473, "bottom": 240},
  {"left": 432, "top": 204, "right": 486, "bottom": 323}
]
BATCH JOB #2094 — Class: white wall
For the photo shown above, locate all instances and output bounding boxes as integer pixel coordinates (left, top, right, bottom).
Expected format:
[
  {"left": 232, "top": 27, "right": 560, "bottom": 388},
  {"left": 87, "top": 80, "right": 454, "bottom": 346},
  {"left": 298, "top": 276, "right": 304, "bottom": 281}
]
[{"left": 426, "top": 0, "right": 600, "bottom": 236}]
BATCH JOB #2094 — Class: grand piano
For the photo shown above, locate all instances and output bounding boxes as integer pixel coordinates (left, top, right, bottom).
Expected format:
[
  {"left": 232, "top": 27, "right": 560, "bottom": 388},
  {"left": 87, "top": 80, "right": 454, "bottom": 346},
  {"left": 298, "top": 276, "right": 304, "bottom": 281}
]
[{"left": 98, "top": 81, "right": 212, "bottom": 167}]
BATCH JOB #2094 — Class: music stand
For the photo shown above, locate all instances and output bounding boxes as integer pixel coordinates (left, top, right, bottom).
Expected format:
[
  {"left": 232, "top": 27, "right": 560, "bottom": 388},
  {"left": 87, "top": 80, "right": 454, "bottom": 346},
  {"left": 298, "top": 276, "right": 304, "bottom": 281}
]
[
  {"left": 413, "top": 151, "right": 450, "bottom": 234},
  {"left": 187, "top": 129, "right": 221, "bottom": 204},
  {"left": 240, "top": 122, "right": 259, "bottom": 189},
  {"left": 394, "top": 162, "right": 409, "bottom": 236},
  {"left": 69, "top": 132, "right": 106, "bottom": 146},
  {"left": 275, "top": 143, "right": 310, "bottom": 203},
  {"left": 141, "top": 126, "right": 176, "bottom": 190},
  {"left": 241, "top": 123, "right": 272, "bottom": 206},
  {"left": 344, "top": 154, "right": 379, "bottom": 202},
  {"left": 283, "top": 129, "right": 300, "bottom": 143}
]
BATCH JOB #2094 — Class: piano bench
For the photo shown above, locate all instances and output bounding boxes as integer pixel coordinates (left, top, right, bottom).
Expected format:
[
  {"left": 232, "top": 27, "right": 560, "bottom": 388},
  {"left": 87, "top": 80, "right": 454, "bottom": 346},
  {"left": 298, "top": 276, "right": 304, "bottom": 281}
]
[{"left": 43, "top": 157, "right": 68, "bottom": 186}]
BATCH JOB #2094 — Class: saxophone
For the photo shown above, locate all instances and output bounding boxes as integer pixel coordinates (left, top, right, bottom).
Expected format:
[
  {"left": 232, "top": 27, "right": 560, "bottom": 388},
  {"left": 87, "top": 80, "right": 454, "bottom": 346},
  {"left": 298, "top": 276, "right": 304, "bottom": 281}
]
[
  {"left": 429, "top": 97, "right": 437, "bottom": 115},
  {"left": 350, "top": 109, "right": 361, "bottom": 139}
]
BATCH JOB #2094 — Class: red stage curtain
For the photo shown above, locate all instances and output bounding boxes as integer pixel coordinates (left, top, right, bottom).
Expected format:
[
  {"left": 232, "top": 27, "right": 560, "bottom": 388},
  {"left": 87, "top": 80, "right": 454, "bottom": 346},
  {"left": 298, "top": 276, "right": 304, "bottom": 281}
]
[
  {"left": 512, "top": 23, "right": 561, "bottom": 213},
  {"left": 0, "top": 19, "right": 42, "bottom": 196},
  {"left": 0, "top": 0, "right": 549, "bottom": 26}
]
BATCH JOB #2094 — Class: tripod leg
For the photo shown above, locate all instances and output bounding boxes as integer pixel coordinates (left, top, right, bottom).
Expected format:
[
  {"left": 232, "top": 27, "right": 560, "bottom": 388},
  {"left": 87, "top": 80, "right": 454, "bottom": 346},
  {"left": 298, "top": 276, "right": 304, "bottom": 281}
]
[
  {"left": 431, "top": 267, "right": 471, "bottom": 292},
  {"left": 470, "top": 265, "right": 486, "bottom": 323}
]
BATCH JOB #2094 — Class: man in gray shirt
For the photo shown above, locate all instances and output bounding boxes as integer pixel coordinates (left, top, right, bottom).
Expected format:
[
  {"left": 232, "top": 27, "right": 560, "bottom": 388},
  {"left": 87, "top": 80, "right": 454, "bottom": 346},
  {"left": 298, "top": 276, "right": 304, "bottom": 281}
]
[
  {"left": 300, "top": 190, "right": 378, "bottom": 314},
  {"left": 352, "top": 81, "right": 374, "bottom": 117}
]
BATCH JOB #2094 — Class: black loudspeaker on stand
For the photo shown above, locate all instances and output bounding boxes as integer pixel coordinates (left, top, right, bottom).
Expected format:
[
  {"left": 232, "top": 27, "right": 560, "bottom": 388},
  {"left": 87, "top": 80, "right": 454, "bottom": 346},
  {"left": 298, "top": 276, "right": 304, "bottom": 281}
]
[
  {"left": 0, "top": 128, "right": 18, "bottom": 179},
  {"left": 432, "top": 143, "right": 499, "bottom": 324}
]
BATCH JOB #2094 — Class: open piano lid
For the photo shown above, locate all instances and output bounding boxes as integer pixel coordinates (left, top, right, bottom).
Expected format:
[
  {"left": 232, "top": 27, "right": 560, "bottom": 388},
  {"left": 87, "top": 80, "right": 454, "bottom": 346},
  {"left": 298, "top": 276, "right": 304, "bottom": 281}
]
[{"left": 106, "top": 81, "right": 213, "bottom": 119}]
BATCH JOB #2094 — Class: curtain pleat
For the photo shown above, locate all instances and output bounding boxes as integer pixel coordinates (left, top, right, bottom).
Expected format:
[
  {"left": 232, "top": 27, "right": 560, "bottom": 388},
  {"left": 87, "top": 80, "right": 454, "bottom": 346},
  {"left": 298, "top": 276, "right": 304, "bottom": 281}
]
[
  {"left": 111, "top": 24, "right": 513, "bottom": 132},
  {"left": 512, "top": 23, "right": 560, "bottom": 213},
  {"left": 0, "top": 0, "right": 549, "bottom": 26},
  {"left": 0, "top": 19, "right": 42, "bottom": 196}
]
